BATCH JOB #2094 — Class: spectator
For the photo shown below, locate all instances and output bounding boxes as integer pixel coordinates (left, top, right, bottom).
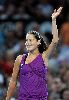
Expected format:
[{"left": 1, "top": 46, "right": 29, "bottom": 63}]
[
  {"left": 50, "top": 77, "right": 65, "bottom": 100},
  {"left": 35, "top": 0, "right": 53, "bottom": 19},
  {"left": 63, "top": 70, "right": 69, "bottom": 88},
  {"left": 60, "top": 88, "right": 69, "bottom": 100}
]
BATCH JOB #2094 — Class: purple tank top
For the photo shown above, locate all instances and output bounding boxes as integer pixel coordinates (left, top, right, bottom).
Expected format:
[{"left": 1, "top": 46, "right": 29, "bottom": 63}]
[{"left": 18, "top": 54, "right": 48, "bottom": 100}]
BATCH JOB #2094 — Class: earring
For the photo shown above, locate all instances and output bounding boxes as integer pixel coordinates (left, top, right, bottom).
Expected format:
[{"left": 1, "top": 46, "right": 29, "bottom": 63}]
[
  {"left": 25, "top": 43, "right": 26, "bottom": 45},
  {"left": 39, "top": 43, "right": 41, "bottom": 45}
]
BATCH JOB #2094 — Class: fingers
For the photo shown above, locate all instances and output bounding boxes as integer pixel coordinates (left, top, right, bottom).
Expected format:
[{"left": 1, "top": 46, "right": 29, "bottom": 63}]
[
  {"left": 52, "top": 7, "right": 63, "bottom": 19},
  {"left": 57, "top": 7, "right": 63, "bottom": 12},
  {"left": 54, "top": 7, "right": 63, "bottom": 13}
]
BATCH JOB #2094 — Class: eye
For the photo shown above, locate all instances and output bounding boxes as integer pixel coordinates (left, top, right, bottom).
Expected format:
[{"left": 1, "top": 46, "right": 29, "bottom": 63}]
[
  {"left": 29, "top": 39, "right": 32, "bottom": 42},
  {"left": 26, "top": 39, "right": 32, "bottom": 42}
]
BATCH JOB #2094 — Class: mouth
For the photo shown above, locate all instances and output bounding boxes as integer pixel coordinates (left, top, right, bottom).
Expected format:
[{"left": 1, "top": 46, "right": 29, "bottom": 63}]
[{"left": 26, "top": 45, "right": 32, "bottom": 47}]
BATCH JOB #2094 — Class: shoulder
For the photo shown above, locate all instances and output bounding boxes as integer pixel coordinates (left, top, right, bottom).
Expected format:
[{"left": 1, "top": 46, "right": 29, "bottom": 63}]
[
  {"left": 15, "top": 54, "right": 26, "bottom": 63},
  {"left": 14, "top": 55, "right": 24, "bottom": 67},
  {"left": 11, "top": 55, "right": 23, "bottom": 80},
  {"left": 15, "top": 55, "right": 23, "bottom": 62}
]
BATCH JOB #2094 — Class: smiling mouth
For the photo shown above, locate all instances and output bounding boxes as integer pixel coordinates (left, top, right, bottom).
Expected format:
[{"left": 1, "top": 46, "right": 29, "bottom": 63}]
[
  {"left": 27, "top": 45, "right": 32, "bottom": 46},
  {"left": 26, "top": 45, "right": 32, "bottom": 47}
]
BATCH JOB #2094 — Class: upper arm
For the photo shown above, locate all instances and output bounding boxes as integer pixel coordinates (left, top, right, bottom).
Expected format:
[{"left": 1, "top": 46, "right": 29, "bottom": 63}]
[
  {"left": 42, "top": 42, "right": 55, "bottom": 67},
  {"left": 11, "top": 55, "right": 22, "bottom": 82},
  {"left": 42, "top": 41, "right": 56, "bottom": 59}
]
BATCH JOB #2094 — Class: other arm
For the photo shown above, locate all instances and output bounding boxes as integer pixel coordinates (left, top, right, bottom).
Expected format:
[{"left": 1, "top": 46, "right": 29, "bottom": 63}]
[{"left": 6, "top": 55, "right": 22, "bottom": 100}]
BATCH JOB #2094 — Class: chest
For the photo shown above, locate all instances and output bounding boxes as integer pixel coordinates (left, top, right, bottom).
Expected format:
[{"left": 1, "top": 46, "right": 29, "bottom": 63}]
[
  {"left": 25, "top": 55, "right": 37, "bottom": 64},
  {"left": 25, "top": 56, "right": 48, "bottom": 67}
]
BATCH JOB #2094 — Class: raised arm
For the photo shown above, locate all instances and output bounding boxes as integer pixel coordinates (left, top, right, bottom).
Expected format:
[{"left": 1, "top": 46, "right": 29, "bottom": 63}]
[{"left": 42, "top": 7, "right": 63, "bottom": 59}]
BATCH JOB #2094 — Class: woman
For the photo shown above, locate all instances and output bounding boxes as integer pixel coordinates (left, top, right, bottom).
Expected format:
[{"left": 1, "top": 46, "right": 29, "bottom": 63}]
[{"left": 6, "top": 7, "right": 63, "bottom": 100}]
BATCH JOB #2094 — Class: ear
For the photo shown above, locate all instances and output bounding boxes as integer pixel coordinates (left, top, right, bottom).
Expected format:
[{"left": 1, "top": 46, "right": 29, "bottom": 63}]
[{"left": 37, "top": 40, "right": 41, "bottom": 45}]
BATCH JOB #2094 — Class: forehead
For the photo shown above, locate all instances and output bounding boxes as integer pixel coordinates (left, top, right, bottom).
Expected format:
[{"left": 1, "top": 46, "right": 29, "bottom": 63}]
[{"left": 26, "top": 34, "right": 35, "bottom": 39}]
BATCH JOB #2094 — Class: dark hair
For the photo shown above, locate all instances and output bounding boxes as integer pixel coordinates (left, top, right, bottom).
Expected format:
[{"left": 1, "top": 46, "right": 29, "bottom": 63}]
[{"left": 27, "top": 31, "right": 48, "bottom": 53}]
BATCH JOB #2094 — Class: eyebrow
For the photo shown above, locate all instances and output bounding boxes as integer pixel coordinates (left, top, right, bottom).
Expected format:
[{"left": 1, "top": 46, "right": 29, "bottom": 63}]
[{"left": 26, "top": 38, "right": 34, "bottom": 40}]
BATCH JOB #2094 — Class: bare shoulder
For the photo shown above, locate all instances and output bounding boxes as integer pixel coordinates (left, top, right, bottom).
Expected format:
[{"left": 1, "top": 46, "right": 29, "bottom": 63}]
[
  {"left": 15, "top": 55, "right": 23, "bottom": 62},
  {"left": 11, "top": 55, "right": 23, "bottom": 81},
  {"left": 15, "top": 55, "right": 23, "bottom": 63},
  {"left": 14, "top": 55, "right": 23, "bottom": 69},
  {"left": 12, "top": 55, "right": 23, "bottom": 75}
]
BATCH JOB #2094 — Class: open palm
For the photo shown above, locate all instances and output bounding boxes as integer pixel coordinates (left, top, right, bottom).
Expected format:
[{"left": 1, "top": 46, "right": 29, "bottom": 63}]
[{"left": 52, "top": 7, "right": 63, "bottom": 20}]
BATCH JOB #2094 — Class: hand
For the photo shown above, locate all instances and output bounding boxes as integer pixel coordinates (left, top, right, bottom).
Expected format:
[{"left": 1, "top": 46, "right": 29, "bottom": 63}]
[{"left": 52, "top": 7, "right": 63, "bottom": 20}]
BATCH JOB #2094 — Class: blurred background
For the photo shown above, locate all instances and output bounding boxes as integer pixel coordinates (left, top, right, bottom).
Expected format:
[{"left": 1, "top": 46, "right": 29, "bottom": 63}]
[{"left": 0, "top": 0, "right": 69, "bottom": 100}]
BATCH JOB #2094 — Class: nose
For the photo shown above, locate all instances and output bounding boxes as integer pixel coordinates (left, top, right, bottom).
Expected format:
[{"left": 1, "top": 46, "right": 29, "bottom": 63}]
[{"left": 25, "top": 41, "right": 31, "bottom": 45}]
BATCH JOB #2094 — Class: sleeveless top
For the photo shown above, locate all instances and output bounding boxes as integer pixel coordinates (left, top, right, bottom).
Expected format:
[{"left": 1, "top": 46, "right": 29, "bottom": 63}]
[{"left": 18, "top": 53, "right": 48, "bottom": 99}]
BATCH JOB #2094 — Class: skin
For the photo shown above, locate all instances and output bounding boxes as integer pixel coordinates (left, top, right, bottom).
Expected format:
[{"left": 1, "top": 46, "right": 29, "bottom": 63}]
[
  {"left": 6, "top": 7, "right": 63, "bottom": 100},
  {"left": 63, "top": 90, "right": 69, "bottom": 100}
]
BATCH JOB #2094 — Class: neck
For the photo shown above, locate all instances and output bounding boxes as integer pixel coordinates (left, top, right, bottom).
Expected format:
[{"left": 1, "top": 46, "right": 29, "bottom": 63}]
[{"left": 28, "top": 48, "right": 40, "bottom": 56}]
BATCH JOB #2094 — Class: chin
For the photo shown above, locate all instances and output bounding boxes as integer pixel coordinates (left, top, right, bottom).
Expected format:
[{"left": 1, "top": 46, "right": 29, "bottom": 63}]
[
  {"left": 26, "top": 48, "right": 34, "bottom": 52},
  {"left": 26, "top": 48, "right": 32, "bottom": 51}
]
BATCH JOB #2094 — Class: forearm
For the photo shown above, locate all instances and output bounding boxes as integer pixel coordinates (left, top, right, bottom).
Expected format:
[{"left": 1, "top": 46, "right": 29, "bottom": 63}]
[
  {"left": 51, "top": 7, "right": 63, "bottom": 43},
  {"left": 6, "top": 79, "right": 16, "bottom": 100},
  {"left": 52, "top": 18, "right": 59, "bottom": 43},
  {"left": 52, "top": 18, "right": 57, "bottom": 33}
]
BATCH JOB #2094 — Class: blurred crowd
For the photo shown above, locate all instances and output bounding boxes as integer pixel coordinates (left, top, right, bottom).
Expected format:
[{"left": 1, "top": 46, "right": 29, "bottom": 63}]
[{"left": 0, "top": 0, "right": 69, "bottom": 100}]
